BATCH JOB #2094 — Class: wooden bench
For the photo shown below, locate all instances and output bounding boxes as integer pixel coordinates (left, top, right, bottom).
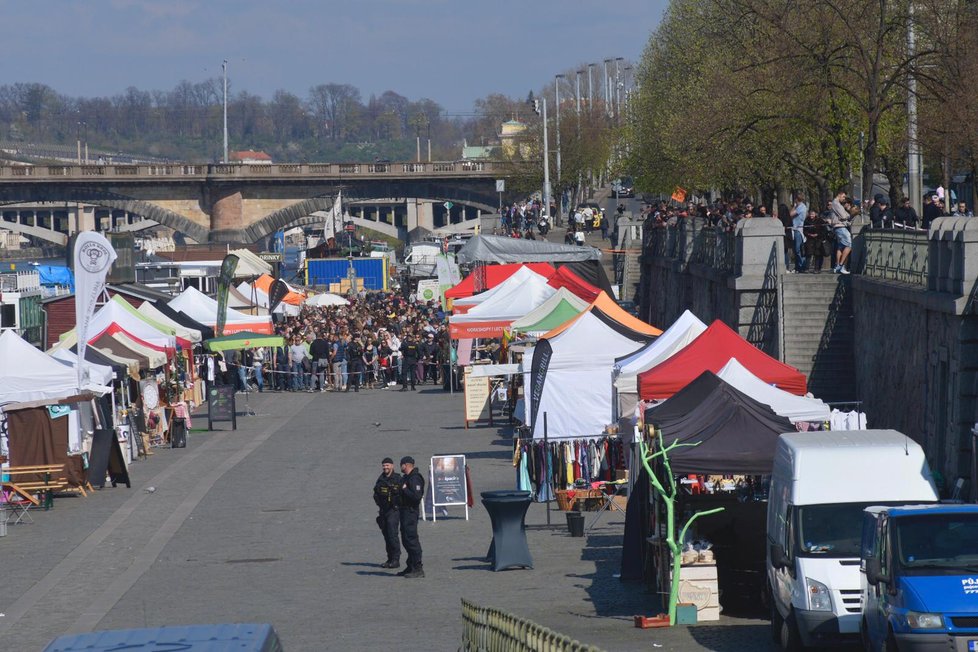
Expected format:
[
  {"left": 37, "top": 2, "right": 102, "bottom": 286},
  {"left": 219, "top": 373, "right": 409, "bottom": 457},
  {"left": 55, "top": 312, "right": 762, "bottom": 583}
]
[{"left": 3, "top": 464, "right": 70, "bottom": 510}]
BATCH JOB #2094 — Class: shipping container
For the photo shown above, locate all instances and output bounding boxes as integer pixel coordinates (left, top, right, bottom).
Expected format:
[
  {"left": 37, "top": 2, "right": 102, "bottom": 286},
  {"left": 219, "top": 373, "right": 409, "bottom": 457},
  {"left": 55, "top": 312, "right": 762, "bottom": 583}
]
[{"left": 305, "top": 257, "right": 388, "bottom": 291}]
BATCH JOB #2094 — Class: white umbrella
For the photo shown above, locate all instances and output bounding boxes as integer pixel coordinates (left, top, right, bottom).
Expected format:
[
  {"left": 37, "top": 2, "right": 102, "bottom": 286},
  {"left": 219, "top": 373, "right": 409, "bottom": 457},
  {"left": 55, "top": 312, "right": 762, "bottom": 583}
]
[{"left": 305, "top": 293, "right": 350, "bottom": 307}]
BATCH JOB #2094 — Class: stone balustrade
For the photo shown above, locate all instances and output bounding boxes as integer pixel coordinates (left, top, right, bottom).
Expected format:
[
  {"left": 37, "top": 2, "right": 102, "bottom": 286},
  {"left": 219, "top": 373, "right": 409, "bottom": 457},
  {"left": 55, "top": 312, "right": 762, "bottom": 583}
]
[{"left": 0, "top": 160, "right": 503, "bottom": 182}]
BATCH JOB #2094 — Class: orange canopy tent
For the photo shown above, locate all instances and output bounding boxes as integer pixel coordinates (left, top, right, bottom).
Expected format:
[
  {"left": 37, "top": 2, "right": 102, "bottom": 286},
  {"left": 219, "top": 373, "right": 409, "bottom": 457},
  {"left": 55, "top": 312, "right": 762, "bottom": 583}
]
[{"left": 254, "top": 274, "right": 304, "bottom": 306}]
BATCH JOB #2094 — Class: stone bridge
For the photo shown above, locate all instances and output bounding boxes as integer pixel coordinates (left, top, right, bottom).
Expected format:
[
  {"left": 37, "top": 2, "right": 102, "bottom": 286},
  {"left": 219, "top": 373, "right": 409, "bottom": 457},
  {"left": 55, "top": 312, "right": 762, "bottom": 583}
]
[
  {"left": 641, "top": 215, "right": 978, "bottom": 496},
  {"left": 0, "top": 161, "right": 507, "bottom": 244}
]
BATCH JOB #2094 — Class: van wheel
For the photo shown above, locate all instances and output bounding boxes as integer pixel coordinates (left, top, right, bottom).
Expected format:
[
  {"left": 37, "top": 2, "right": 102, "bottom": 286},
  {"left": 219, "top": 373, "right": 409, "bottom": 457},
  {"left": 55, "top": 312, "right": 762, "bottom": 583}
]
[
  {"left": 884, "top": 629, "right": 900, "bottom": 652},
  {"left": 780, "top": 610, "right": 804, "bottom": 651},
  {"left": 860, "top": 619, "right": 874, "bottom": 652},
  {"left": 770, "top": 602, "right": 784, "bottom": 643}
]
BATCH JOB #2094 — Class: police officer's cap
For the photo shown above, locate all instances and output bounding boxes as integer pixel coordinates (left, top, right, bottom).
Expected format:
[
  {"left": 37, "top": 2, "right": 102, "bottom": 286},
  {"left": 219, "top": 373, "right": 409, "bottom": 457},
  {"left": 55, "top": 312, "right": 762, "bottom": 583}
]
[
  {"left": 382, "top": 457, "right": 394, "bottom": 465},
  {"left": 400, "top": 456, "right": 415, "bottom": 466}
]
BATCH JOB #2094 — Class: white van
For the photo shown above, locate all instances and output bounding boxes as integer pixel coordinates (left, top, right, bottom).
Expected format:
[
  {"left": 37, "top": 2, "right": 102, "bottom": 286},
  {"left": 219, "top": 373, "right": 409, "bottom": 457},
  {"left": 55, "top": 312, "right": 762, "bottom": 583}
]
[{"left": 767, "top": 430, "right": 938, "bottom": 650}]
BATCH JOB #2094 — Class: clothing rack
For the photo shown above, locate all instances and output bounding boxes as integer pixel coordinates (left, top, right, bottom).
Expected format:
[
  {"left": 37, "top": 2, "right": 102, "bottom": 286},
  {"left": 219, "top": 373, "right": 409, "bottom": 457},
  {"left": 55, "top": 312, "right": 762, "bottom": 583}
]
[{"left": 513, "top": 434, "right": 628, "bottom": 502}]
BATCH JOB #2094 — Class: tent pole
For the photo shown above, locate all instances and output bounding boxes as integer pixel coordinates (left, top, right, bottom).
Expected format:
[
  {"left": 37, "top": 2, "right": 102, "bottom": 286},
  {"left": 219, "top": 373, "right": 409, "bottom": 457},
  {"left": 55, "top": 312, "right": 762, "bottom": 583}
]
[{"left": 544, "top": 411, "right": 551, "bottom": 528}]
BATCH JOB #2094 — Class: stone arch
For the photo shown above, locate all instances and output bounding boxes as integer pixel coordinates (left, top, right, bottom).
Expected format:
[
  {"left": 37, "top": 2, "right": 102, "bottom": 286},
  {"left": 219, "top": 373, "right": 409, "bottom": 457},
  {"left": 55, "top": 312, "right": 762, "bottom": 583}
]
[
  {"left": 92, "top": 199, "right": 209, "bottom": 243},
  {"left": 244, "top": 197, "right": 334, "bottom": 242}
]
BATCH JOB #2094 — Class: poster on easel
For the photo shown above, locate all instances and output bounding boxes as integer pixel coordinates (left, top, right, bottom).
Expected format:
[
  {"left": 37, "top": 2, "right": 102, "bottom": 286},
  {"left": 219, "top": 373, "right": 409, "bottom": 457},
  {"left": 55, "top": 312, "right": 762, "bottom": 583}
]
[
  {"left": 463, "top": 368, "right": 492, "bottom": 428},
  {"left": 429, "top": 454, "right": 468, "bottom": 521}
]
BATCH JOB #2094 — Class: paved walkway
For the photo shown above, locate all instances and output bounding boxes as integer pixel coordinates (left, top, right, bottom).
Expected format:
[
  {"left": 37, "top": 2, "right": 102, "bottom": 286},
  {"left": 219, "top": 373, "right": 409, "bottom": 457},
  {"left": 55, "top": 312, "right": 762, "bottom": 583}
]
[{"left": 1, "top": 387, "right": 785, "bottom": 651}]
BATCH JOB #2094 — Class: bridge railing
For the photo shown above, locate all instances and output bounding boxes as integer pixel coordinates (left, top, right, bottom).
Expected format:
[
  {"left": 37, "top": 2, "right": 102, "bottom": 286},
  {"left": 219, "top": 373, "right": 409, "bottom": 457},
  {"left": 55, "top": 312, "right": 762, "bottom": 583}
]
[
  {"left": 460, "top": 599, "right": 604, "bottom": 652},
  {"left": 860, "top": 228, "right": 929, "bottom": 287},
  {"left": 0, "top": 161, "right": 503, "bottom": 180}
]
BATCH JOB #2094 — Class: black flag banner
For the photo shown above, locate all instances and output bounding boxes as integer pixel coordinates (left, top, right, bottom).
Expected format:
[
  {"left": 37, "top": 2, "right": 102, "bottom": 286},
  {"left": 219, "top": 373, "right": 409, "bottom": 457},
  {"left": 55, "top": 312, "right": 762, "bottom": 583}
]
[
  {"left": 216, "top": 254, "right": 239, "bottom": 336},
  {"left": 268, "top": 279, "right": 289, "bottom": 314},
  {"left": 528, "top": 338, "right": 553, "bottom": 432}
]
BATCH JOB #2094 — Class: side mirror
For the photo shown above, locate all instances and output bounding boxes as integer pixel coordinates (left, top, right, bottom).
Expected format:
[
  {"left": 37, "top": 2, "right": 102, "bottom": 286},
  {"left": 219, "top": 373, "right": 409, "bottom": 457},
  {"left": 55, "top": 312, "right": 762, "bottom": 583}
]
[
  {"left": 770, "top": 543, "right": 790, "bottom": 570},
  {"left": 865, "top": 557, "right": 885, "bottom": 586}
]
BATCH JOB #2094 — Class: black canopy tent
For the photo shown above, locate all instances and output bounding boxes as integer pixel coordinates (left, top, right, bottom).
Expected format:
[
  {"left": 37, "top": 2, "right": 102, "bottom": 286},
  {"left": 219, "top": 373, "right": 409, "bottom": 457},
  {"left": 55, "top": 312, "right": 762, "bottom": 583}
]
[
  {"left": 644, "top": 371, "right": 794, "bottom": 475},
  {"left": 624, "top": 371, "right": 795, "bottom": 608},
  {"left": 68, "top": 343, "right": 129, "bottom": 380}
]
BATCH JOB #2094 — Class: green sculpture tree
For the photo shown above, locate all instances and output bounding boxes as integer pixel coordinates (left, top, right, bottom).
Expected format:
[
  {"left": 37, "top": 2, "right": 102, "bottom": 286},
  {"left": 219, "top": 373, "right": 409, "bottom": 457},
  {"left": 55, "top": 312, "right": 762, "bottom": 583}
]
[{"left": 639, "top": 426, "right": 724, "bottom": 625}]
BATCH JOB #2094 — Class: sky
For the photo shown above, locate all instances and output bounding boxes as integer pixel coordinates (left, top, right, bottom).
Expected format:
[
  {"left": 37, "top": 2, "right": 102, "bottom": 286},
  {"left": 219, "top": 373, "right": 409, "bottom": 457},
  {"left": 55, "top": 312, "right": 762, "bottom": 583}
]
[{"left": 4, "top": 0, "right": 669, "bottom": 113}]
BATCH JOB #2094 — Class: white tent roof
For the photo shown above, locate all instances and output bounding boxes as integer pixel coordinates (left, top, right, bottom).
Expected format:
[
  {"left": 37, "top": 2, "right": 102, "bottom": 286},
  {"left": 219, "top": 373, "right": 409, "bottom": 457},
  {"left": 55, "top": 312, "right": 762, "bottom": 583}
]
[
  {"left": 137, "top": 301, "right": 202, "bottom": 343},
  {"left": 49, "top": 347, "right": 115, "bottom": 386},
  {"left": 305, "top": 293, "right": 350, "bottom": 307},
  {"left": 527, "top": 310, "right": 650, "bottom": 439},
  {"left": 86, "top": 297, "right": 173, "bottom": 350},
  {"left": 717, "top": 357, "right": 831, "bottom": 423},
  {"left": 451, "top": 272, "right": 555, "bottom": 323},
  {"left": 229, "top": 248, "right": 273, "bottom": 278},
  {"left": 0, "top": 331, "right": 109, "bottom": 406},
  {"left": 169, "top": 286, "right": 272, "bottom": 327},
  {"left": 613, "top": 310, "right": 707, "bottom": 393},
  {"left": 453, "top": 266, "right": 551, "bottom": 308}
]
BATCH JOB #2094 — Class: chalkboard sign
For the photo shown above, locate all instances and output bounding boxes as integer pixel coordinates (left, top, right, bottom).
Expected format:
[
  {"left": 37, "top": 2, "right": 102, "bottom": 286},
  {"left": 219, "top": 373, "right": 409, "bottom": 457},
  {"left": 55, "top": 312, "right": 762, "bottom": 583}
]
[
  {"left": 207, "top": 385, "right": 237, "bottom": 430},
  {"left": 429, "top": 454, "right": 468, "bottom": 521}
]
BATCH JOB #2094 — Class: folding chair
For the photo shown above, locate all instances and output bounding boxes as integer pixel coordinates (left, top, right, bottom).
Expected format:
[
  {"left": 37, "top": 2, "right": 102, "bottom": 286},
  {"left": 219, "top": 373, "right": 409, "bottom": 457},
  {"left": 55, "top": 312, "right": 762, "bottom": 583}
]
[{"left": 1, "top": 485, "right": 37, "bottom": 525}]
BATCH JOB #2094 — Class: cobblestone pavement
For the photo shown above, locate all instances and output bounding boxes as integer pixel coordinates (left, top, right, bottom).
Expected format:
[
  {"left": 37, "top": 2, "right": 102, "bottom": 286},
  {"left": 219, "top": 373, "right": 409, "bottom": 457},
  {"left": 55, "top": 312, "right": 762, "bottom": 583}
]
[{"left": 0, "top": 386, "right": 829, "bottom": 651}]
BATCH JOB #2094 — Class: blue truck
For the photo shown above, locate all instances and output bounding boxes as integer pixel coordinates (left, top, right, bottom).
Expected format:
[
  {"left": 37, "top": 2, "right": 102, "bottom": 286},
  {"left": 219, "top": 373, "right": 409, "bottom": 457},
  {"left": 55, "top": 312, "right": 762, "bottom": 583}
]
[{"left": 861, "top": 504, "right": 978, "bottom": 651}]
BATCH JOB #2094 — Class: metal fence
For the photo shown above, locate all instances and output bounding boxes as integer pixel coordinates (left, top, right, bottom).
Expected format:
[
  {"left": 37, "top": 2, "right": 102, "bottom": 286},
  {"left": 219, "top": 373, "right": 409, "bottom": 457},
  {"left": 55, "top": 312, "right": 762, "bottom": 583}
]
[
  {"left": 644, "top": 218, "right": 736, "bottom": 275},
  {"left": 460, "top": 599, "right": 606, "bottom": 652},
  {"left": 861, "top": 228, "right": 929, "bottom": 287}
]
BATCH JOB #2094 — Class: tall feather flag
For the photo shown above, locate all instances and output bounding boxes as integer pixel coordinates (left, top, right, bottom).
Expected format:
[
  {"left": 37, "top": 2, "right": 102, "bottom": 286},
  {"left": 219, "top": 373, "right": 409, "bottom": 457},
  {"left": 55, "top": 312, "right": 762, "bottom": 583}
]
[
  {"left": 268, "top": 279, "right": 290, "bottom": 314},
  {"left": 74, "top": 232, "right": 117, "bottom": 387},
  {"left": 216, "top": 254, "right": 239, "bottom": 336}
]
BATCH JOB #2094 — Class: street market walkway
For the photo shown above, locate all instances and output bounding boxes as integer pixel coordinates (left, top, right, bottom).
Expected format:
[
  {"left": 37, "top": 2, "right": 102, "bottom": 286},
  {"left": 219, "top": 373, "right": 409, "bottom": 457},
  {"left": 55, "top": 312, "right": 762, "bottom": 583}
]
[{"left": 1, "top": 387, "right": 779, "bottom": 651}]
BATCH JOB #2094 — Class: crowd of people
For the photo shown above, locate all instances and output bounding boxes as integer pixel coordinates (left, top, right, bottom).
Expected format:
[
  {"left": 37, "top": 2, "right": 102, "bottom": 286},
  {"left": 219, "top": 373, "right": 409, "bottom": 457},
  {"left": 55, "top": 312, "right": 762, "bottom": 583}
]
[
  {"left": 642, "top": 188, "right": 974, "bottom": 275},
  {"left": 214, "top": 292, "right": 462, "bottom": 394}
]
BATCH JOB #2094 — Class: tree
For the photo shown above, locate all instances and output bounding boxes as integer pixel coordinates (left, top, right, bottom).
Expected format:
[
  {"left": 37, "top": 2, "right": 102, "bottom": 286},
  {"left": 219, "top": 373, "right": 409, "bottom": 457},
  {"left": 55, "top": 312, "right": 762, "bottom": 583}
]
[{"left": 307, "top": 83, "right": 362, "bottom": 141}]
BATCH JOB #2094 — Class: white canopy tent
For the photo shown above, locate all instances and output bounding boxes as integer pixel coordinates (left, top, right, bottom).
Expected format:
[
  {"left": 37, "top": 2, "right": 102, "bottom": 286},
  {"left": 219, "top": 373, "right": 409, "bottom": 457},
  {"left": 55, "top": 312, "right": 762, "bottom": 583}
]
[
  {"left": 452, "top": 273, "right": 555, "bottom": 323},
  {"left": 82, "top": 296, "right": 175, "bottom": 351},
  {"left": 717, "top": 357, "right": 830, "bottom": 423},
  {"left": 452, "top": 266, "right": 552, "bottom": 312},
  {"left": 525, "top": 310, "right": 651, "bottom": 439},
  {"left": 228, "top": 248, "right": 273, "bottom": 278},
  {"left": 49, "top": 347, "right": 115, "bottom": 386},
  {"left": 612, "top": 309, "right": 708, "bottom": 418},
  {"left": 169, "top": 286, "right": 273, "bottom": 334},
  {"left": 0, "top": 331, "right": 110, "bottom": 406}
]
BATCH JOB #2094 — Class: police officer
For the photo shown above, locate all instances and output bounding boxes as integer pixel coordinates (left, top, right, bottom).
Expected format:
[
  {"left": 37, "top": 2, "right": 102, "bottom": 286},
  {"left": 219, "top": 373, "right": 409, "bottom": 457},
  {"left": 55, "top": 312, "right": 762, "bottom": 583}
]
[
  {"left": 400, "top": 334, "right": 419, "bottom": 391},
  {"left": 373, "top": 457, "right": 401, "bottom": 569},
  {"left": 396, "top": 456, "right": 425, "bottom": 578}
]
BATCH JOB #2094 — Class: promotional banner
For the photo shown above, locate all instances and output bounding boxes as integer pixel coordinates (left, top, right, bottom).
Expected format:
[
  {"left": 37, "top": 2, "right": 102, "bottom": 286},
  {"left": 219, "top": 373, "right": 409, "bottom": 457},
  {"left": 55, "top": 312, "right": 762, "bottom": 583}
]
[
  {"left": 435, "top": 253, "right": 461, "bottom": 310},
  {"left": 268, "top": 279, "right": 289, "bottom": 313},
  {"left": 215, "top": 254, "right": 240, "bottom": 336},
  {"left": 74, "top": 232, "right": 117, "bottom": 386},
  {"left": 322, "top": 191, "right": 344, "bottom": 242},
  {"left": 528, "top": 338, "right": 553, "bottom": 432}
]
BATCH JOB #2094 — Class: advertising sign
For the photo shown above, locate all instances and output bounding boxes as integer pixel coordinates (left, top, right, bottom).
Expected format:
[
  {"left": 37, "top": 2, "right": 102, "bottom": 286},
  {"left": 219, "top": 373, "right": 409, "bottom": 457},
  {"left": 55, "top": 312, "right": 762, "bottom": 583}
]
[
  {"left": 429, "top": 454, "right": 468, "bottom": 521},
  {"left": 207, "top": 385, "right": 237, "bottom": 431},
  {"left": 463, "top": 368, "right": 492, "bottom": 428},
  {"left": 416, "top": 279, "right": 440, "bottom": 303}
]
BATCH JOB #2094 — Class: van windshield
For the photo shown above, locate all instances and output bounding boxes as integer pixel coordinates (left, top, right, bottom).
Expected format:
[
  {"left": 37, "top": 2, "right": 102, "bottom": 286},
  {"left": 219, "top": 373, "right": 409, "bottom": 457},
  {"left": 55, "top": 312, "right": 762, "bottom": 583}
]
[
  {"left": 896, "top": 514, "right": 978, "bottom": 570},
  {"left": 796, "top": 503, "right": 879, "bottom": 557}
]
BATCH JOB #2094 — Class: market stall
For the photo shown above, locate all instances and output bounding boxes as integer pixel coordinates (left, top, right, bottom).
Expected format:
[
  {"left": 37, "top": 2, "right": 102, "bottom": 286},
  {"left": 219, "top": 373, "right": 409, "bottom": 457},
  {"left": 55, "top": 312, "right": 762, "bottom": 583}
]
[
  {"left": 449, "top": 271, "right": 556, "bottom": 339},
  {"left": 508, "top": 288, "right": 589, "bottom": 338}
]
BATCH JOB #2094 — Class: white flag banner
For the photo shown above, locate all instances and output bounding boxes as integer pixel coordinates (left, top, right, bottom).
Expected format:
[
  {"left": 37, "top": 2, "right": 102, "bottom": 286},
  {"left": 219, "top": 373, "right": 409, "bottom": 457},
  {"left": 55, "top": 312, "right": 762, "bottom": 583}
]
[
  {"left": 323, "top": 191, "right": 343, "bottom": 241},
  {"left": 74, "top": 232, "right": 117, "bottom": 387}
]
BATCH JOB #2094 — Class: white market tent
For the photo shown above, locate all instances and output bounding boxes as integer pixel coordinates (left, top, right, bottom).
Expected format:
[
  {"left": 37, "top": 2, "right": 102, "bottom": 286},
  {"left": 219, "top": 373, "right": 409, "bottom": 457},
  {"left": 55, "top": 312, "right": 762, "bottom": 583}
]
[
  {"left": 717, "top": 357, "right": 831, "bottom": 423},
  {"left": 305, "top": 292, "right": 350, "bottom": 307},
  {"left": 0, "top": 331, "right": 110, "bottom": 406},
  {"left": 452, "top": 266, "right": 552, "bottom": 313},
  {"left": 509, "top": 287, "right": 591, "bottom": 336},
  {"left": 83, "top": 296, "right": 175, "bottom": 351},
  {"left": 49, "top": 347, "right": 115, "bottom": 386},
  {"left": 137, "top": 301, "right": 202, "bottom": 343},
  {"left": 229, "top": 248, "right": 273, "bottom": 278},
  {"left": 449, "top": 271, "right": 556, "bottom": 338},
  {"left": 612, "top": 309, "right": 708, "bottom": 418},
  {"left": 169, "top": 286, "right": 273, "bottom": 334},
  {"left": 526, "top": 310, "right": 652, "bottom": 439}
]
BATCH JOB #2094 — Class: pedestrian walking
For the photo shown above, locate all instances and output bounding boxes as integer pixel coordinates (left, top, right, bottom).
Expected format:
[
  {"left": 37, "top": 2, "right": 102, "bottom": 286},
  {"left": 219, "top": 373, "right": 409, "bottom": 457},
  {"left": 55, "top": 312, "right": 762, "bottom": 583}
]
[
  {"left": 397, "top": 456, "right": 425, "bottom": 578},
  {"left": 373, "top": 457, "right": 401, "bottom": 569}
]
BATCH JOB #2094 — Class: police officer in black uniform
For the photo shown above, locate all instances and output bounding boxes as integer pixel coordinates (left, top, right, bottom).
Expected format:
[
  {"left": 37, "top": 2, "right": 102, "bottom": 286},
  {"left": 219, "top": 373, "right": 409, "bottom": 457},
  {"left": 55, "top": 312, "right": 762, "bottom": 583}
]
[
  {"left": 373, "top": 457, "right": 401, "bottom": 569},
  {"left": 400, "top": 334, "right": 419, "bottom": 391},
  {"left": 396, "top": 456, "right": 425, "bottom": 578}
]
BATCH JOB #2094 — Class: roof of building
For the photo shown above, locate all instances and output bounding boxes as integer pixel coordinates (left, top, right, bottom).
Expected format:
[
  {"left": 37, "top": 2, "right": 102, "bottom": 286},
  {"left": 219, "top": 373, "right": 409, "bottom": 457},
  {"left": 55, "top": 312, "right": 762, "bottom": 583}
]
[
  {"left": 40, "top": 282, "right": 173, "bottom": 305},
  {"left": 230, "top": 150, "right": 272, "bottom": 161}
]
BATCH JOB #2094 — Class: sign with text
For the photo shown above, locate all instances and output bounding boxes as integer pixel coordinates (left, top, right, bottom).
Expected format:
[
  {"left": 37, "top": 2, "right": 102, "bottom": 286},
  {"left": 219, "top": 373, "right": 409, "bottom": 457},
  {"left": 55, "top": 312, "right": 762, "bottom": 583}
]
[
  {"left": 429, "top": 454, "right": 468, "bottom": 521},
  {"left": 257, "top": 252, "right": 283, "bottom": 263},
  {"left": 207, "top": 385, "right": 237, "bottom": 431},
  {"left": 416, "top": 279, "right": 440, "bottom": 302},
  {"left": 496, "top": 179, "right": 505, "bottom": 193},
  {"left": 463, "top": 368, "right": 492, "bottom": 428}
]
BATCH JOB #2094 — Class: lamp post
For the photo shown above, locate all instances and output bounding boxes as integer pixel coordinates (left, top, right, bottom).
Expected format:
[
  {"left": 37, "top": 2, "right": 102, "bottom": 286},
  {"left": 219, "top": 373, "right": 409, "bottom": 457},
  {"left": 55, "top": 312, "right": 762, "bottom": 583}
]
[
  {"left": 614, "top": 57, "right": 624, "bottom": 121},
  {"left": 222, "top": 59, "right": 229, "bottom": 164},
  {"left": 555, "top": 74, "right": 564, "bottom": 224},
  {"left": 587, "top": 63, "right": 595, "bottom": 113},
  {"left": 907, "top": 1, "right": 922, "bottom": 214},
  {"left": 603, "top": 59, "right": 613, "bottom": 117}
]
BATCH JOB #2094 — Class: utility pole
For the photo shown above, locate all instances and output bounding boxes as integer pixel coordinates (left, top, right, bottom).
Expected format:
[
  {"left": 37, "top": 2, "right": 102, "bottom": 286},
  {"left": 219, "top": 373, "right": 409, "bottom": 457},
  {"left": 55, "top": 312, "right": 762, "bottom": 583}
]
[
  {"left": 603, "top": 59, "right": 613, "bottom": 117},
  {"left": 555, "top": 74, "right": 563, "bottom": 225},
  {"left": 587, "top": 63, "right": 594, "bottom": 113},
  {"left": 575, "top": 69, "right": 582, "bottom": 117},
  {"left": 531, "top": 99, "right": 551, "bottom": 219},
  {"left": 222, "top": 59, "right": 229, "bottom": 164},
  {"left": 615, "top": 57, "right": 624, "bottom": 122},
  {"left": 907, "top": 1, "right": 922, "bottom": 215}
]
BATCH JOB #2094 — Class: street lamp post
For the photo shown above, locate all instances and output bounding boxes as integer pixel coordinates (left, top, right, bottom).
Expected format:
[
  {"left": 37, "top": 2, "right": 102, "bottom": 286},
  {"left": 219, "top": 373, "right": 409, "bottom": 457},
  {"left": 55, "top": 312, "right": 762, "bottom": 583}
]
[
  {"left": 555, "top": 74, "right": 564, "bottom": 225},
  {"left": 587, "top": 63, "right": 595, "bottom": 113},
  {"left": 907, "top": 1, "right": 922, "bottom": 214},
  {"left": 614, "top": 57, "right": 624, "bottom": 121},
  {"left": 222, "top": 59, "right": 229, "bottom": 164},
  {"left": 603, "top": 59, "right": 613, "bottom": 117}
]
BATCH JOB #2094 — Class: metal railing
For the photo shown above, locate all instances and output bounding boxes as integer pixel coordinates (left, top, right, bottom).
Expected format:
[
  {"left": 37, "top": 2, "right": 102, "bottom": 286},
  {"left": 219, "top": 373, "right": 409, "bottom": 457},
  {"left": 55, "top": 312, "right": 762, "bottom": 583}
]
[
  {"left": 861, "top": 228, "right": 929, "bottom": 287},
  {"left": 460, "top": 599, "right": 605, "bottom": 652},
  {"left": 0, "top": 161, "right": 504, "bottom": 181},
  {"left": 644, "top": 217, "right": 736, "bottom": 275}
]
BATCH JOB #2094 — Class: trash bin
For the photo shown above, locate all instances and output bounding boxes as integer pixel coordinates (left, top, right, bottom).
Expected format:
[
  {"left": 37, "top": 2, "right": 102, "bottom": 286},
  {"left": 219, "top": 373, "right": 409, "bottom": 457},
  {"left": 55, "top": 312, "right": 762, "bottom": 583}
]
[
  {"left": 170, "top": 418, "right": 187, "bottom": 448},
  {"left": 567, "top": 511, "right": 585, "bottom": 537}
]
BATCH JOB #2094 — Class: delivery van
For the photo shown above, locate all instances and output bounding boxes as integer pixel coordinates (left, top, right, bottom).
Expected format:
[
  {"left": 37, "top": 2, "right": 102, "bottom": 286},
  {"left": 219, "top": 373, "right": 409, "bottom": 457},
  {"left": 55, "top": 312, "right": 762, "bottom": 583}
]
[
  {"left": 767, "top": 430, "right": 939, "bottom": 650},
  {"left": 861, "top": 504, "right": 978, "bottom": 651}
]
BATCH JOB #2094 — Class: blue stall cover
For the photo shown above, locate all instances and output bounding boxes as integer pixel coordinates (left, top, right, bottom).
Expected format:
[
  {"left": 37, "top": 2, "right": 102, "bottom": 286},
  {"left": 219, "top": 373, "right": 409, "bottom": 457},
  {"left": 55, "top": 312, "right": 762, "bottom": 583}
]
[{"left": 35, "top": 264, "right": 74, "bottom": 290}]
